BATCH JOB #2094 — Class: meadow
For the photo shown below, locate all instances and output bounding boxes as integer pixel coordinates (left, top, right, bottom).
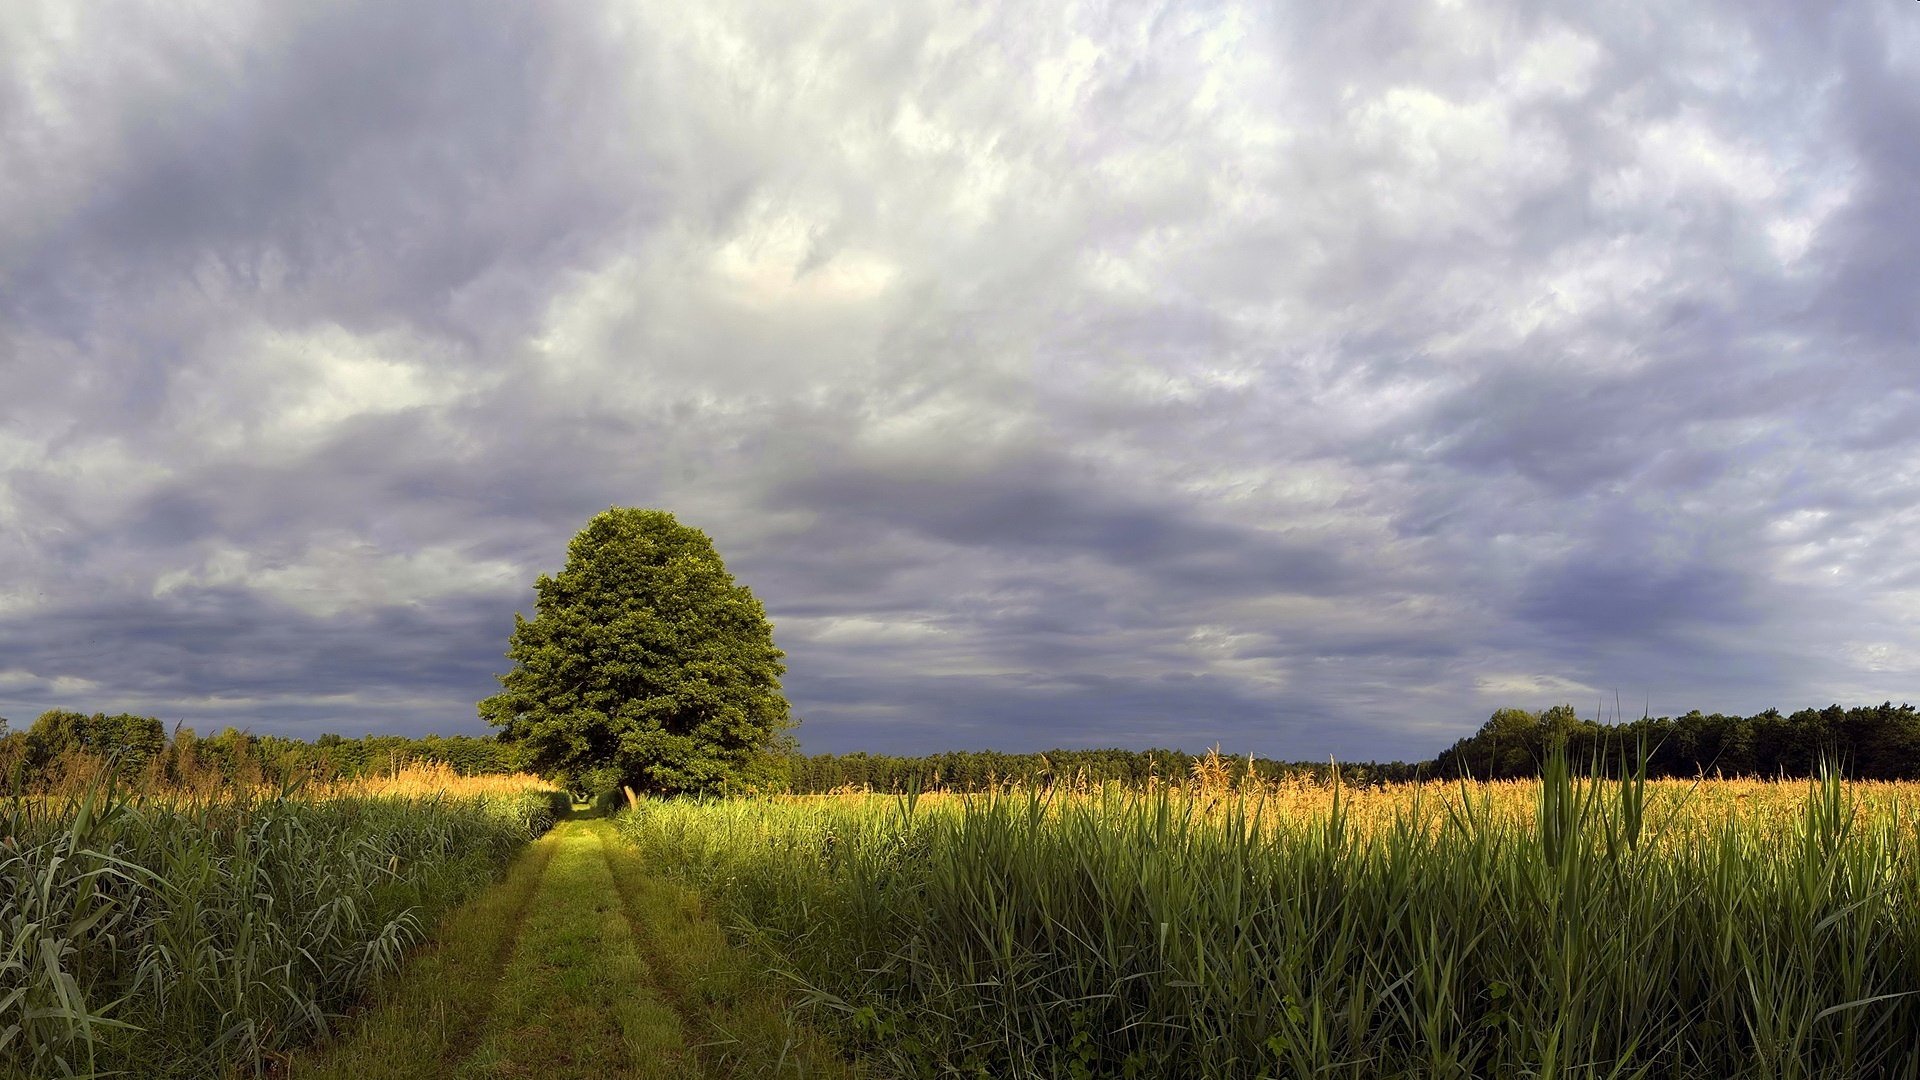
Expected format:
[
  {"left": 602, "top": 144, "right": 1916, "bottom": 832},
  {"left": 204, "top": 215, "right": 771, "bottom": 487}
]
[
  {"left": 0, "top": 768, "right": 568, "bottom": 1079},
  {"left": 616, "top": 756, "right": 1920, "bottom": 1079},
  {"left": 13, "top": 749, "right": 1920, "bottom": 1079}
]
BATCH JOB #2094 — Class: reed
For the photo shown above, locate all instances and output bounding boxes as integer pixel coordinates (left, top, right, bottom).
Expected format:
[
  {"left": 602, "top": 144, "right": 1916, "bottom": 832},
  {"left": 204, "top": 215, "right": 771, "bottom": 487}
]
[
  {"left": 617, "top": 755, "right": 1920, "bottom": 1078},
  {"left": 0, "top": 778, "right": 568, "bottom": 1078},
  {"left": 316, "top": 763, "right": 558, "bottom": 802}
]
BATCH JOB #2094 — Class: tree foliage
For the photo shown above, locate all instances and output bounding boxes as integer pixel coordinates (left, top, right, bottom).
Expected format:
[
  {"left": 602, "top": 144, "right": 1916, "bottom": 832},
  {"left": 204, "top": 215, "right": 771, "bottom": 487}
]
[
  {"left": 786, "top": 747, "right": 1423, "bottom": 793},
  {"left": 1434, "top": 701, "right": 1920, "bottom": 779},
  {"left": 479, "top": 508, "right": 791, "bottom": 797},
  {"left": 0, "top": 714, "right": 528, "bottom": 795},
  {"left": 21, "top": 710, "right": 165, "bottom": 778}
]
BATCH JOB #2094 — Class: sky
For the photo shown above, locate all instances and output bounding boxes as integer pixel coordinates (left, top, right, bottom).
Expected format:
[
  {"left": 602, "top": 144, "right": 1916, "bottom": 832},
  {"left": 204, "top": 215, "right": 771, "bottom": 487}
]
[{"left": 0, "top": 0, "right": 1915, "bottom": 761}]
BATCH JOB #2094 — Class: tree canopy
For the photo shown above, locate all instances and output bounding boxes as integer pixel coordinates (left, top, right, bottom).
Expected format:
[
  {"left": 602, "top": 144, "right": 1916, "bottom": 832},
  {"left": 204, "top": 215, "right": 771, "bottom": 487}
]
[
  {"left": 21, "top": 710, "right": 166, "bottom": 778},
  {"left": 1433, "top": 701, "right": 1920, "bottom": 779},
  {"left": 478, "top": 507, "right": 792, "bottom": 797}
]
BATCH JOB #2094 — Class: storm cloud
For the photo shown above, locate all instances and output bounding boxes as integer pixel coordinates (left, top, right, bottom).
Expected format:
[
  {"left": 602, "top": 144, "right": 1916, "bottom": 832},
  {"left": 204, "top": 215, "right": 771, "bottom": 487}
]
[{"left": 1, "top": 0, "right": 1914, "bottom": 759}]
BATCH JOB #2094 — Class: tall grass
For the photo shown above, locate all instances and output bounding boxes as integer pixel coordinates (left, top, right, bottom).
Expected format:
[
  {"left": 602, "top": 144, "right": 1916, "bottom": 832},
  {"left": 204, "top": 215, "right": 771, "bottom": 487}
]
[
  {"left": 0, "top": 779, "right": 568, "bottom": 1078},
  {"left": 617, "top": 757, "right": 1920, "bottom": 1078},
  {"left": 315, "top": 763, "right": 562, "bottom": 802}
]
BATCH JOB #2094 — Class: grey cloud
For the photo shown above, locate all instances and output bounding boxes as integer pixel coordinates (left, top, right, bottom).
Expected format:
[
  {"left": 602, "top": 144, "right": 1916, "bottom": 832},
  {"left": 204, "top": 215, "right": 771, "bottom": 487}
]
[
  {"left": 1814, "top": 15, "right": 1920, "bottom": 348},
  {"left": 1517, "top": 557, "right": 1756, "bottom": 644},
  {"left": 783, "top": 461, "right": 1353, "bottom": 596},
  {"left": 0, "top": 588, "right": 512, "bottom": 732},
  {"left": 782, "top": 667, "right": 1362, "bottom": 758},
  {"left": 1, "top": 0, "right": 1915, "bottom": 761},
  {"left": 3, "top": 1, "right": 654, "bottom": 367}
]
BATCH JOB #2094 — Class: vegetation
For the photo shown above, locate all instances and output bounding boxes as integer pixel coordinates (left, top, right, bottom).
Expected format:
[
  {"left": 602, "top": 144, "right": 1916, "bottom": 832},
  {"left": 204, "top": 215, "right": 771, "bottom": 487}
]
[
  {"left": 9, "top": 698, "right": 1916, "bottom": 801},
  {"left": 786, "top": 747, "right": 1422, "bottom": 793},
  {"left": 288, "top": 814, "right": 853, "bottom": 1080},
  {"left": 0, "top": 710, "right": 529, "bottom": 795},
  {"left": 13, "top": 688, "right": 1920, "bottom": 1076},
  {"left": 480, "top": 508, "right": 792, "bottom": 798},
  {"left": 0, "top": 777, "right": 567, "bottom": 1078},
  {"left": 617, "top": 756, "right": 1920, "bottom": 1078},
  {"left": 790, "top": 701, "right": 1920, "bottom": 795},
  {"left": 1437, "top": 701, "right": 1920, "bottom": 780}
]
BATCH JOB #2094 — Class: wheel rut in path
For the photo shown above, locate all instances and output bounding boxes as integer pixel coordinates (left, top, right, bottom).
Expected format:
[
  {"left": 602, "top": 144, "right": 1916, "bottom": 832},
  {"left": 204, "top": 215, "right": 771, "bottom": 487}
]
[
  {"left": 288, "top": 814, "right": 856, "bottom": 1080},
  {"left": 287, "top": 824, "right": 562, "bottom": 1079},
  {"left": 598, "top": 819, "right": 860, "bottom": 1079},
  {"left": 455, "top": 819, "right": 697, "bottom": 1079}
]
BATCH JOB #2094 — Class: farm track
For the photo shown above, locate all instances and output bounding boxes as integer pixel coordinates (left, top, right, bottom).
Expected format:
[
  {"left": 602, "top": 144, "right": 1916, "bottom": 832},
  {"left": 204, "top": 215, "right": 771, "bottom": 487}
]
[
  {"left": 435, "top": 829, "right": 565, "bottom": 1066},
  {"left": 285, "top": 813, "right": 854, "bottom": 1080}
]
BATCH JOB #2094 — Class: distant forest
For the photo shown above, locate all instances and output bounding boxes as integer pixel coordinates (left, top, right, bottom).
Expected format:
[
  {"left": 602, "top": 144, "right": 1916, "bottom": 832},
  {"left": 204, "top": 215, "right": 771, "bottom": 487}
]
[
  {"left": 0, "top": 710, "right": 524, "bottom": 792},
  {"left": 4, "top": 701, "right": 1917, "bottom": 794},
  {"left": 785, "top": 747, "right": 1420, "bottom": 793},
  {"left": 1432, "top": 702, "right": 1920, "bottom": 781},
  {"left": 782, "top": 701, "right": 1920, "bottom": 791}
]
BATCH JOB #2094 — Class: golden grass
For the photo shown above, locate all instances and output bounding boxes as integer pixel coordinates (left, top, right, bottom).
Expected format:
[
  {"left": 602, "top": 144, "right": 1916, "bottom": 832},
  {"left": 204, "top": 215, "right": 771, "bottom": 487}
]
[
  {"left": 626, "top": 759, "right": 1920, "bottom": 1077},
  {"left": 316, "top": 762, "right": 558, "bottom": 800},
  {"left": 783, "top": 767, "right": 1920, "bottom": 850}
]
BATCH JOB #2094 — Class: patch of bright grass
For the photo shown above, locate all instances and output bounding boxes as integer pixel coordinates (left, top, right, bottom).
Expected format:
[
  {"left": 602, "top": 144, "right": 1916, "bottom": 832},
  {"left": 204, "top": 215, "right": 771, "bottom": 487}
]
[
  {"left": 287, "top": 827, "right": 561, "bottom": 1080},
  {"left": 289, "top": 814, "right": 855, "bottom": 1080},
  {"left": 0, "top": 784, "right": 562, "bottom": 1079},
  {"left": 600, "top": 822, "right": 859, "bottom": 1079},
  {"left": 616, "top": 758, "right": 1920, "bottom": 1078},
  {"left": 455, "top": 820, "right": 694, "bottom": 1079}
]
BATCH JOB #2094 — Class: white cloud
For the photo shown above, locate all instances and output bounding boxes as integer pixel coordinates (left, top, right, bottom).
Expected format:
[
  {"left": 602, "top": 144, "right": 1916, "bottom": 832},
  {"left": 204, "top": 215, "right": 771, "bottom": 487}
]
[
  {"left": 1473, "top": 673, "right": 1601, "bottom": 701},
  {"left": 155, "top": 320, "right": 482, "bottom": 457},
  {"left": 0, "top": 0, "right": 1913, "bottom": 754},
  {"left": 1506, "top": 26, "right": 1604, "bottom": 99},
  {"left": 1185, "top": 625, "right": 1288, "bottom": 690},
  {"left": 789, "top": 615, "right": 952, "bottom": 645},
  {"left": 154, "top": 539, "right": 521, "bottom": 618},
  {"left": 0, "top": 587, "right": 44, "bottom": 617},
  {"left": 1847, "top": 642, "right": 1920, "bottom": 675},
  {"left": 0, "top": 670, "right": 100, "bottom": 697}
]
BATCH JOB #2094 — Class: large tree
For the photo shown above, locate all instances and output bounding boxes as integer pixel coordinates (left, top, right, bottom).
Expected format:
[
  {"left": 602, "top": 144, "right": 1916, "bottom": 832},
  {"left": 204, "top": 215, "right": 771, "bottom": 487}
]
[{"left": 479, "top": 508, "right": 792, "bottom": 796}]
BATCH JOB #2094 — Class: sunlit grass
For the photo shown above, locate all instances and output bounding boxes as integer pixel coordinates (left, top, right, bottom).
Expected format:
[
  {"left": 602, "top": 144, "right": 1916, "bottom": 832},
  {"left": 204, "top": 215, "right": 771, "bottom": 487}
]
[
  {"left": 619, "top": 758, "right": 1920, "bottom": 1078},
  {"left": 316, "top": 762, "right": 558, "bottom": 801},
  {"left": 0, "top": 780, "right": 568, "bottom": 1078}
]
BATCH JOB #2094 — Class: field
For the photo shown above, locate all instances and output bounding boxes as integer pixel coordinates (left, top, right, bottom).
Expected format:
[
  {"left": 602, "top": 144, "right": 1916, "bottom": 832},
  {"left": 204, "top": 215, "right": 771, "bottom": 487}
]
[
  {"left": 0, "top": 769, "right": 569, "bottom": 1078},
  {"left": 11, "top": 758, "right": 1920, "bottom": 1078},
  {"left": 616, "top": 760, "right": 1920, "bottom": 1079},
  {"left": 1, "top": 766, "right": 849, "bottom": 1080}
]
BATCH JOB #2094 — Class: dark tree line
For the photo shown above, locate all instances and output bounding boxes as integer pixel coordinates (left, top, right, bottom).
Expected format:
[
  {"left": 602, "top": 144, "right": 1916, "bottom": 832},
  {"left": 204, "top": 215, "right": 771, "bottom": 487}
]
[
  {"left": 1432, "top": 702, "right": 1920, "bottom": 780},
  {"left": 11, "top": 700, "right": 1919, "bottom": 796},
  {"left": 783, "top": 747, "right": 1424, "bottom": 793},
  {"left": 0, "top": 710, "right": 529, "bottom": 793}
]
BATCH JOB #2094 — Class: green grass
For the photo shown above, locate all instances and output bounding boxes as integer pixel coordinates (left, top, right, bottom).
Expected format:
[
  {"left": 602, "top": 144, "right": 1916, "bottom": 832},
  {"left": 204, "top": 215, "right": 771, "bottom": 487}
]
[
  {"left": 287, "top": 824, "right": 562, "bottom": 1079},
  {"left": 289, "top": 813, "right": 857, "bottom": 1080},
  {"left": 615, "top": 762, "right": 1920, "bottom": 1078},
  {"left": 46, "top": 748, "right": 1913, "bottom": 1078},
  {"left": 0, "top": 784, "right": 566, "bottom": 1079},
  {"left": 455, "top": 818, "right": 693, "bottom": 1079},
  {"left": 601, "top": 823, "right": 856, "bottom": 1078}
]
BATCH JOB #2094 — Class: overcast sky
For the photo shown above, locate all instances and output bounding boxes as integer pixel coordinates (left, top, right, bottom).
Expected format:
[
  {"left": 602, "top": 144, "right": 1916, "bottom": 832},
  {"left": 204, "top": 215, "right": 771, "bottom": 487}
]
[{"left": 1, "top": 0, "right": 1914, "bottom": 760}]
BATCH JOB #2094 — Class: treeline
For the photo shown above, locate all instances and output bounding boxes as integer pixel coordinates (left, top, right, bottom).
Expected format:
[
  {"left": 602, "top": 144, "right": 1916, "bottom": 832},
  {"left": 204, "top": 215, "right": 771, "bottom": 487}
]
[
  {"left": 15, "top": 700, "right": 1920, "bottom": 796},
  {"left": 1434, "top": 702, "right": 1920, "bottom": 780},
  {"left": 0, "top": 709, "right": 528, "bottom": 793},
  {"left": 784, "top": 747, "right": 1424, "bottom": 793},
  {"left": 792, "top": 702, "right": 1920, "bottom": 792}
]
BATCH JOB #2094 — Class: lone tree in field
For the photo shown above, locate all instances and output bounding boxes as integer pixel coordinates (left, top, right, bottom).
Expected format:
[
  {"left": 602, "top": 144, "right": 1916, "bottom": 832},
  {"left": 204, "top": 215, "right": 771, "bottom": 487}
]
[{"left": 479, "top": 508, "right": 791, "bottom": 797}]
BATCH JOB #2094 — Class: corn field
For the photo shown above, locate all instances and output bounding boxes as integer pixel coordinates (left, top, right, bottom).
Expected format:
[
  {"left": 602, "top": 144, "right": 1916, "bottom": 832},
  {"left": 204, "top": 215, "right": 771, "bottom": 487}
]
[
  {"left": 0, "top": 780, "right": 567, "bottom": 1078},
  {"left": 617, "top": 757, "right": 1920, "bottom": 1078}
]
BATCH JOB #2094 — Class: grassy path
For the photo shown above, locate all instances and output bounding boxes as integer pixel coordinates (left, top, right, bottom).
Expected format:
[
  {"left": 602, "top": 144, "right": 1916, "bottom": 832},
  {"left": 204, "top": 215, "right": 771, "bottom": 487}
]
[{"left": 287, "top": 813, "right": 855, "bottom": 1080}]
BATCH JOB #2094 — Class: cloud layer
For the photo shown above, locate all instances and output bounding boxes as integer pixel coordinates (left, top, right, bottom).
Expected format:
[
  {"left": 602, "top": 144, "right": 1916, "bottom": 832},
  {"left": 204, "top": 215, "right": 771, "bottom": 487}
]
[{"left": 2, "top": 0, "right": 1914, "bottom": 759}]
